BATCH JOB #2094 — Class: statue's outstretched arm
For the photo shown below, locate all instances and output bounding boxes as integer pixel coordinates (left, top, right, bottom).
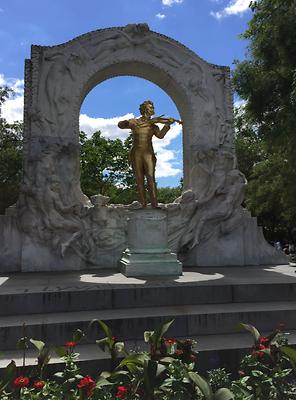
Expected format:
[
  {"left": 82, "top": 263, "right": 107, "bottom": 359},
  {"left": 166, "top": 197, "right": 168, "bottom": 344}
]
[
  {"left": 118, "top": 120, "right": 130, "bottom": 129},
  {"left": 153, "top": 124, "right": 170, "bottom": 139}
]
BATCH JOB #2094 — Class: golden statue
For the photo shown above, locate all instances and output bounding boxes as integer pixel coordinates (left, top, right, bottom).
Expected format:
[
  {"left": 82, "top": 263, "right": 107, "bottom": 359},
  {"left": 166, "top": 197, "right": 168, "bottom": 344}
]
[{"left": 118, "top": 100, "right": 182, "bottom": 208}]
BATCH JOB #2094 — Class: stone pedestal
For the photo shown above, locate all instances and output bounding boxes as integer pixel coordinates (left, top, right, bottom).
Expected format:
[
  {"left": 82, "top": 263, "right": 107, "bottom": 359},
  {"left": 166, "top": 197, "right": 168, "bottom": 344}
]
[{"left": 120, "top": 208, "right": 182, "bottom": 277}]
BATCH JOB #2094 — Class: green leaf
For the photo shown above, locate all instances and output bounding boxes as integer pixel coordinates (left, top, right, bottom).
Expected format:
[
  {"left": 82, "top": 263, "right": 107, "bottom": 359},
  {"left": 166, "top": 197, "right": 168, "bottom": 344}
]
[
  {"left": 144, "top": 331, "right": 153, "bottom": 343},
  {"left": 96, "top": 377, "right": 113, "bottom": 388},
  {"left": 281, "top": 346, "right": 296, "bottom": 361},
  {"left": 188, "top": 371, "right": 213, "bottom": 400},
  {"left": 240, "top": 376, "right": 250, "bottom": 385},
  {"left": 54, "top": 372, "right": 64, "bottom": 378},
  {"left": 118, "top": 353, "right": 149, "bottom": 369},
  {"left": 94, "top": 320, "right": 113, "bottom": 340},
  {"left": 96, "top": 338, "right": 108, "bottom": 352},
  {"left": 109, "top": 370, "right": 130, "bottom": 379},
  {"left": 153, "top": 319, "right": 174, "bottom": 346},
  {"left": 214, "top": 388, "right": 235, "bottom": 400},
  {"left": 156, "top": 363, "right": 166, "bottom": 377},
  {"left": 160, "top": 356, "right": 175, "bottom": 364},
  {"left": 108, "top": 370, "right": 133, "bottom": 385},
  {"left": 281, "top": 346, "right": 296, "bottom": 365},
  {"left": 251, "top": 370, "right": 264, "bottom": 377},
  {"left": 37, "top": 347, "right": 51, "bottom": 371},
  {"left": 100, "top": 371, "right": 111, "bottom": 379},
  {"left": 54, "top": 346, "right": 67, "bottom": 358},
  {"left": 30, "top": 339, "right": 45, "bottom": 352},
  {"left": 237, "top": 323, "right": 261, "bottom": 342},
  {"left": 16, "top": 337, "right": 28, "bottom": 350},
  {"left": 73, "top": 329, "right": 84, "bottom": 343},
  {"left": 0, "top": 361, "right": 16, "bottom": 392},
  {"left": 267, "top": 330, "right": 280, "bottom": 344}
]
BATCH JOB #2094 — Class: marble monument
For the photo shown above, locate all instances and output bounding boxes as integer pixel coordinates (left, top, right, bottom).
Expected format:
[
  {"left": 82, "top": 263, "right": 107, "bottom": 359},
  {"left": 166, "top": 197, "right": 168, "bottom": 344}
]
[{"left": 0, "top": 23, "right": 287, "bottom": 272}]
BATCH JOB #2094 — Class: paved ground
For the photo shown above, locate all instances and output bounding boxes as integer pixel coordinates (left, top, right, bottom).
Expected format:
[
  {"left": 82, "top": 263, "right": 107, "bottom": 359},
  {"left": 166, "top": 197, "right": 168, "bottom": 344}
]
[{"left": 0, "top": 264, "right": 295, "bottom": 294}]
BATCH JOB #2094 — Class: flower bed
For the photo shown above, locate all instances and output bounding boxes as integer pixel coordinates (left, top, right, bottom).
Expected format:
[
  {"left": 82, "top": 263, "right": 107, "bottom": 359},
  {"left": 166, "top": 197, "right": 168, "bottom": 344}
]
[{"left": 0, "top": 320, "right": 296, "bottom": 399}]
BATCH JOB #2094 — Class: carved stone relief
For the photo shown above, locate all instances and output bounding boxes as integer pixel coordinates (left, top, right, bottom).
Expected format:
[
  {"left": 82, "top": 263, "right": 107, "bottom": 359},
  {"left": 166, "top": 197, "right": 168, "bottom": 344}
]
[{"left": 0, "top": 24, "right": 287, "bottom": 272}]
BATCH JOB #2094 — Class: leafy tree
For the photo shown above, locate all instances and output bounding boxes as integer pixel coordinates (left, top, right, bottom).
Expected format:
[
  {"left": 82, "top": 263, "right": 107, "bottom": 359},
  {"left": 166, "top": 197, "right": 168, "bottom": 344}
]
[
  {"left": 233, "top": 0, "right": 296, "bottom": 243},
  {"left": 234, "top": 107, "right": 266, "bottom": 181},
  {"left": 0, "top": 87, "right": 23, "bottom": 214},
  {"left": 157, "top": 185, "right": 182, "bottom": 204},
  {"left": 79, "top": 130, "right": 136, "bottom": 199},
  {"left": 233, "top": 0, "right": 296, "bottom": 142}
]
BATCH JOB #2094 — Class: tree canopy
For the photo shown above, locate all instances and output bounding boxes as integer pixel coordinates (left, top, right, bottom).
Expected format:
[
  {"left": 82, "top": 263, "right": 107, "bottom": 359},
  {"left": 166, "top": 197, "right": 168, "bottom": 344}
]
[
  {"left": 233, "top": 0, "right": 296, "bottom": 242},
  {"left": 0, "top": 87, "right": 23, "bottom": 214},
  {"left": 79, "top": 130, "right": 136, "bottom": 199}
]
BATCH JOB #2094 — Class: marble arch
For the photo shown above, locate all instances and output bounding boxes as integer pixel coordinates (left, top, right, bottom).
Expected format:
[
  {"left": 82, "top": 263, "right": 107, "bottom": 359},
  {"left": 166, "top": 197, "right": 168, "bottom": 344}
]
[{"left": 0, "top": 24, "right": 287, "bottom": 272}]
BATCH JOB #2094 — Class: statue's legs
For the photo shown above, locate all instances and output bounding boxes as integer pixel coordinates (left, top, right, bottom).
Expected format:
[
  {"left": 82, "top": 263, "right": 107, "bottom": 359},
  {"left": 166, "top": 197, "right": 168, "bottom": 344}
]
[
  {"left": 147, "top": 177, "right": 158, "bottom": 208},
  {"left": 136, "top": 174, "right": 147, "bottom": 207},
  {"left": 144, "top": 152, "right": 158, "bottom": 208},
  {"left": 131, "top": 150, "right": 158, "bottom": 208},
  {"left": 131, "top": 153, "right": 147, "bottom": 207}
]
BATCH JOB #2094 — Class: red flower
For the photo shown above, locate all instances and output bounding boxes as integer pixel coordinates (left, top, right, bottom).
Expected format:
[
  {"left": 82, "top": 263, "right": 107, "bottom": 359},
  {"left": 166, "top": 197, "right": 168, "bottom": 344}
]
[
  {"left": 189, "top": 354, "right": 197, "bottom": 362},
  {"left": 164, "top": 338, "right": 176, "bottom": 345},
  {"left": 253, "top": 350, "right": 265, "bottom": 358},
  {"left": 116, "top": 385, "right": 128, "bottom": 399},
  {"left": 258, "top": 344, "right": 266, "bottom": 350},
  {"left": 33, "top": 380, "right": 45, "bottom": 390},
  {"left": 175, "top": 349, "right": 184, "bottom": 356},
  {"left": 77, "top": 376, "right": 95, "bottom": 397},
  {"left": 259, "top": 337, "right": 269, "bottom": 346},
  {"left": 112, "top": 336, "right": 117, "bottom": 342},
  {"left": 13, "top": 376, "right": 30, "bottom": 388},
  {"left": 65, "top": 341, "right": 77, "bottom": 348}
]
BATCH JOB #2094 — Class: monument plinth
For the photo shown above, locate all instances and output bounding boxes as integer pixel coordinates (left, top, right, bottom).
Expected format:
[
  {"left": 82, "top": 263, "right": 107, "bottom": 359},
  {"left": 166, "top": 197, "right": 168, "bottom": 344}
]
[{"left": 120, "top": 208, "right": 182, "bottom": 277}]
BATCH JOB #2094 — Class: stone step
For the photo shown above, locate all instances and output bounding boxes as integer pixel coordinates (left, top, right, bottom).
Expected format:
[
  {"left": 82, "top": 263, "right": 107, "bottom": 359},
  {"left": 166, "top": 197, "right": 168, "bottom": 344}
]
[
  {"left": 1, "top": 330, "right": 294, "bottom": 376},
  {"left": 1, "top": 266, "right": 296, "bottom": 316},
  {"left": 0, "top": 301, "right": 294, "bottom": 351}
]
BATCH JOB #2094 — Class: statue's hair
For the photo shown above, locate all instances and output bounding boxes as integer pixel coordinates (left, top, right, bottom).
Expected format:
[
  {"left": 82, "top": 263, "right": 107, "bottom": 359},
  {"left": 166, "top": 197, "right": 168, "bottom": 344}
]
[{"left": 139, "top": 100, "right": 154, "bottom": 115}]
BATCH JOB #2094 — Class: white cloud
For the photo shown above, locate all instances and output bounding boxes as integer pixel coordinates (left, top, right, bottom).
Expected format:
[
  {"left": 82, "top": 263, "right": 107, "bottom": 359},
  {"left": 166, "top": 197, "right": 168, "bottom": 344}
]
[
  {"left": 210, "top": 0, "right": 250, "bottom": 19},
  {"left": 1, "top": 95, "right": 23, "bottom": 121},
  {"left": 0, "top": 73, "right": 24, "bottom": 121},
  {"left": 0, "top": 73, "right": 24, "bottom": 95},
  {"left": 153, "top": 122, "right": 182, "bottom": 178},
  {"left": 80, "top": 113, "right": 135, "bottom": 140},
  {"left": 156, "top": 13, "right": 166, "bottom": 19},
  {"left": 162, "top": 0, "right": 183, "bottom": 6},
  {"left": 80, "top": 114, "right": 182, "bottom": 178}
]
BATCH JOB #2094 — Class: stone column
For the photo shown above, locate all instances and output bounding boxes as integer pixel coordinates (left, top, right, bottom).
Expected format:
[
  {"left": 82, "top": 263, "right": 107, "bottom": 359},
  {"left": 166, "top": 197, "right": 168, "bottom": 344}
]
[{"left": 120, "top": 208, "right": 182, "bottom": 277}]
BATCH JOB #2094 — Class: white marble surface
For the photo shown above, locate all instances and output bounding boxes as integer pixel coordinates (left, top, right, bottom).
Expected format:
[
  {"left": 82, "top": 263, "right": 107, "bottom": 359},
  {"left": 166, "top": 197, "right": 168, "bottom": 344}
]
[{"left": 0, "top": 23, "right": 288, "bottom": 271}]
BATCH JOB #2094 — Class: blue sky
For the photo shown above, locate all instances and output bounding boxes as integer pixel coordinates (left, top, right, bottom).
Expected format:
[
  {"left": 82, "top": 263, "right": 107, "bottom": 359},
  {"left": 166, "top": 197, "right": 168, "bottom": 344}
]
[{"left": 0, "top": 0, "right": 252, "bottom": 187}]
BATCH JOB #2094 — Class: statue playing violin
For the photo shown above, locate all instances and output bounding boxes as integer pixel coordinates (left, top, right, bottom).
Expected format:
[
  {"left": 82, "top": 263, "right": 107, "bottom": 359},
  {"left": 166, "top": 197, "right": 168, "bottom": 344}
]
[{"left": 118, "top": 100, "right": 182, "bottom": 208}]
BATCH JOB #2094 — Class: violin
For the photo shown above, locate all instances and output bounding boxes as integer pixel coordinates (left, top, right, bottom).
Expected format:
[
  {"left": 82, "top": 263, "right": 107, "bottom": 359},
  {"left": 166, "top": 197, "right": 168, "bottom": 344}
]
[{"left": 150, "top": 114, "right": 183, "bottom": 125}]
